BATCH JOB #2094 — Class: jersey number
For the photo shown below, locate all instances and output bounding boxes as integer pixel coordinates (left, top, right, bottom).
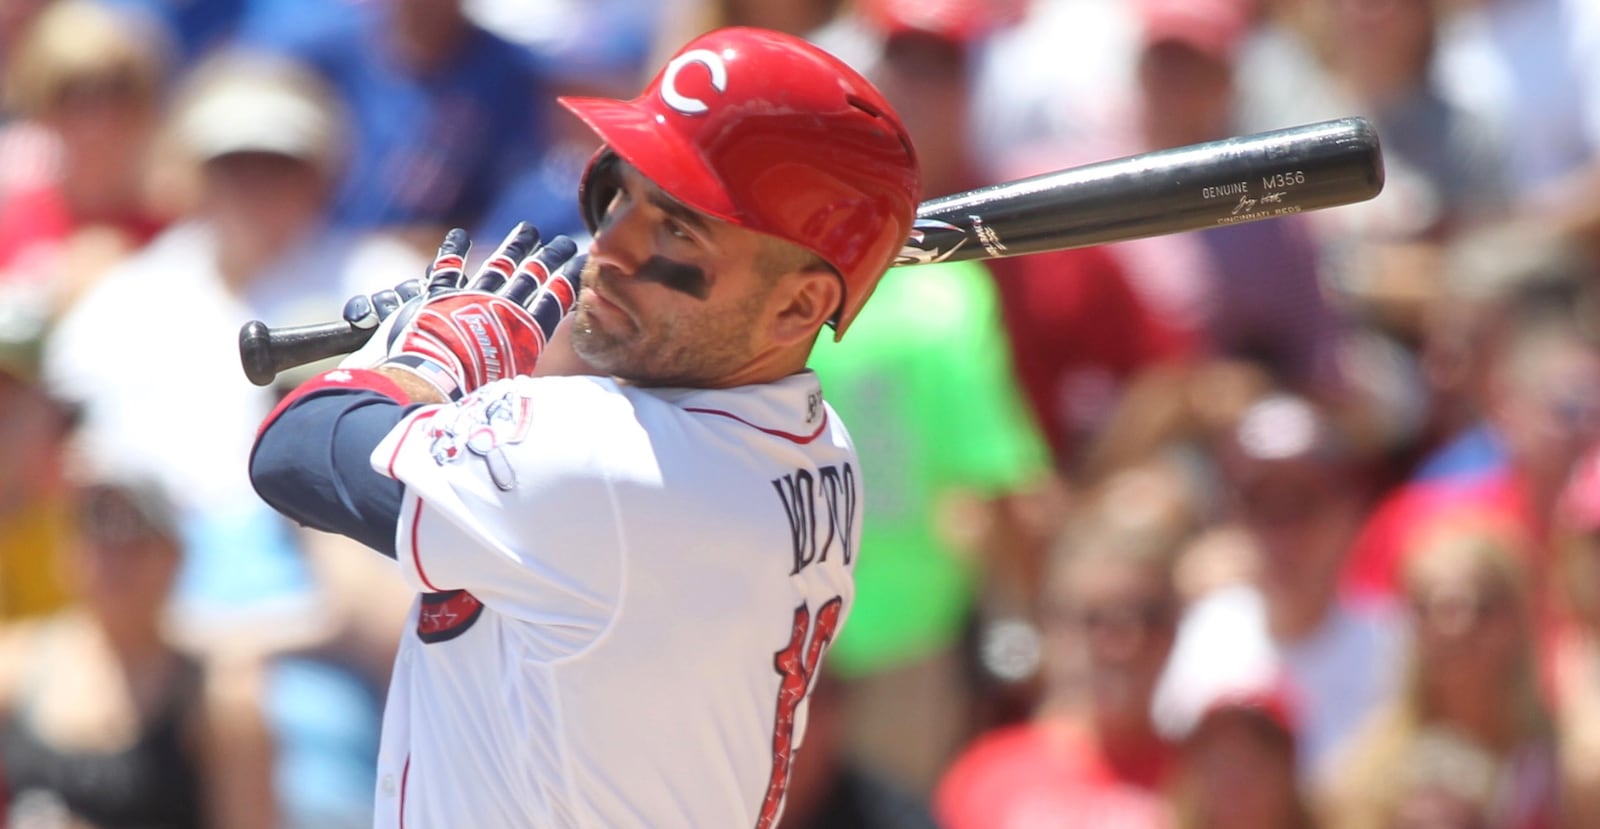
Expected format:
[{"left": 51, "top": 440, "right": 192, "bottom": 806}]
[{"left": 755, "top": 597, "right": 843, "bottom": 829}]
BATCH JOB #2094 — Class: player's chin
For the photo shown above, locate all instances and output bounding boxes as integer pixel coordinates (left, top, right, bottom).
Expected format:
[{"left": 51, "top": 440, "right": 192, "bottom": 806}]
[{"left": 571, "top": 311, "right": 638, "bottom": 370}]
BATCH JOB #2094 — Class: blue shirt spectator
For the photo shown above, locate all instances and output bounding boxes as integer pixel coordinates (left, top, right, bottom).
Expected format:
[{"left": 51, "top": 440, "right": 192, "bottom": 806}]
[{"left": 245, "top": 0, "right": 554, "bottom": 231}]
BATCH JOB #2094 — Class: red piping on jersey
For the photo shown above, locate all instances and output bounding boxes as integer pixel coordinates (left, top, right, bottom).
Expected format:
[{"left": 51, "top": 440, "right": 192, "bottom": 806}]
[
  {"left": 682, "top": 408, "right": 827, "bottom": 445},
  {"left": 386, "top": 409, "right": 440, "bottom": 478},
  {"left": 399, "top": 756, "right": 410, "bottom": 828},
  {"left": 409, "top": 498, "right": 444, "bottom": 593}
]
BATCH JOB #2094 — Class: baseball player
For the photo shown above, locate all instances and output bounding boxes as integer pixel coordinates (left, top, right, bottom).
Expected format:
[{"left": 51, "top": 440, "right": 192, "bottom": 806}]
[{"left": 248, "top": 26, "right": 920, "bottom": 829}]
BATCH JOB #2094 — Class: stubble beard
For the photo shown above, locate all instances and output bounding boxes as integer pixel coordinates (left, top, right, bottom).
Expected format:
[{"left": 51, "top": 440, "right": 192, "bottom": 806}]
[
  {"left": 570, "top": 299, "right": 630, "bottom": 373},
  {"left": 570, "top": 284, "right": 768, "bottom": 388}
]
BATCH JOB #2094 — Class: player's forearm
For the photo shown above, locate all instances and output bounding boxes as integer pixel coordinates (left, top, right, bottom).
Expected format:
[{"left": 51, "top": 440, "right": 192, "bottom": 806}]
[
  {"left": 377, "top": 365, "right": 450, "bottom": 404},
  {"left": 250, "top": 376, "right": 416, "bottom": 556}
]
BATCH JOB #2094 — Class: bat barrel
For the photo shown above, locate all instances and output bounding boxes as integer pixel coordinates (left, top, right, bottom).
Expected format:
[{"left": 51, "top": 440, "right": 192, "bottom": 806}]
[{"left": 900, "top": 117, "right": 1384, "bottom": 265}]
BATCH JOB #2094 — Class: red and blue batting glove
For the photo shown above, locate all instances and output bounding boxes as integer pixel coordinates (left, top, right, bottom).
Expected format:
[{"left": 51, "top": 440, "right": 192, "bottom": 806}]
[{"left": 339, "top": 223, "right": 585, "bottom": 401}]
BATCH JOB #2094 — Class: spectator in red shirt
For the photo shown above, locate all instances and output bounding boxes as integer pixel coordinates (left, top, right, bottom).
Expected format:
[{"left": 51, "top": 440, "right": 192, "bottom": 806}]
[
  {"left": 935, "top": 462, "right": 1197, "bottom": 829},
  {"left": 989, "top": 243, "right": 1192, "bottom": 476},
  {"left": 0, "top": 0, "right": 170, "bottom": 315},
  {"left": 990, "top": 0, "right": 1344, "bottom": 477}
]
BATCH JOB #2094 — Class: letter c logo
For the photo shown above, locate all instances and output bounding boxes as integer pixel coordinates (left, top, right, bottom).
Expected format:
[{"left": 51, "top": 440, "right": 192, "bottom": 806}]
[{"left": 660, "top": 49, "right": 728, "bottom": 116}]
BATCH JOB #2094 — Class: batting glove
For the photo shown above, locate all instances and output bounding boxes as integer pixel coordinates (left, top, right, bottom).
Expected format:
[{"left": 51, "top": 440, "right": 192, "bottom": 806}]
[{"left": 340, "top": 222, "right": 584, "bottom": 401}]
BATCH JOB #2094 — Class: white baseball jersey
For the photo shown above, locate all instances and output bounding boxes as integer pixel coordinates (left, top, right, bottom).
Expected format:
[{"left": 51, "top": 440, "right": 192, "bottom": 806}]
[{"left": 367, "top": 371, "right": 860, "bottom": 828}]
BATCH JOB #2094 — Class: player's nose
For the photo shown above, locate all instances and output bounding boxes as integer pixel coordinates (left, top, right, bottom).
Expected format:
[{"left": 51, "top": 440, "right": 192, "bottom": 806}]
[{"left": 587, "top": 201, "right": 648, "bottom": 276}]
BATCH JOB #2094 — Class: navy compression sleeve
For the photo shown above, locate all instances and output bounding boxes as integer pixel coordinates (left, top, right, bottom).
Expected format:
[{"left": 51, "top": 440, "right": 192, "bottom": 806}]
[{"left": 250, "top": 383, "right": 421, "bottom": 558}]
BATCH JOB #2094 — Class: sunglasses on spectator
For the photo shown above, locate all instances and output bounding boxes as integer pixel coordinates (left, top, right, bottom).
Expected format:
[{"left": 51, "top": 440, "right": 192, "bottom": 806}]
[
  {"left": 75, "top": 484, "right": 174, "bottom": 550},
  {"left": 54, "top": 75, "right": 146, "bottom": 110},
  {"left": 1045, "top": 601, "right": 1175, "bottom": 633},
  {"left": 1409, "top": 587, "right": 1511, "bottom": 633},
  {"left": 1334, "top": 0, "right": 1429, "bottom": 16}
]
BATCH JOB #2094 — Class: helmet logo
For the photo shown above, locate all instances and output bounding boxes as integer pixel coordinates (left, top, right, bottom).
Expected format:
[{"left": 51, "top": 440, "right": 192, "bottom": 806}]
[{"left": 660, "top": 49, "right": 728, "bottom": 116}]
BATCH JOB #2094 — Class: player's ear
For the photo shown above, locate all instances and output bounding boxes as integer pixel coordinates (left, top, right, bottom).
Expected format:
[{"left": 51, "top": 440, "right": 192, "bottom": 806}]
[{"left": 767, "top": 266, "right": 842, "bottom": 348}]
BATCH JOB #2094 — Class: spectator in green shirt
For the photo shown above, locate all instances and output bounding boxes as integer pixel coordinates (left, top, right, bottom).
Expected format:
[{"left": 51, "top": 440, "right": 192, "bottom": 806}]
[{"left": 809, "top": 254, "right": 1053, "bottom": 791}]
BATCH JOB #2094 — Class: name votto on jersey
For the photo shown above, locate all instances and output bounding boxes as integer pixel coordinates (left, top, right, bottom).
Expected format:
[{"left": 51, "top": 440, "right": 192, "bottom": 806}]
[{"left": 772, "top": 462, "right": 856, "bottom": 576}]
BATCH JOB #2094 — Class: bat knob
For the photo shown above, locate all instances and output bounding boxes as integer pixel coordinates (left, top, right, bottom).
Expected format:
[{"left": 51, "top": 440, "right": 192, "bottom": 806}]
[{"left": 240, "top": 320, "right": 277, "bottom": 387}]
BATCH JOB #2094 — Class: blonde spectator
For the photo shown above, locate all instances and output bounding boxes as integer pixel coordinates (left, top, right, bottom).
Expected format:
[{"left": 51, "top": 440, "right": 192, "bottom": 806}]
[
  {"left": 0, "top": 0, "right": 171, "bottom": 314},
  {"left": 1329, "top": 524, "right": 1560, "bottom": 829}
]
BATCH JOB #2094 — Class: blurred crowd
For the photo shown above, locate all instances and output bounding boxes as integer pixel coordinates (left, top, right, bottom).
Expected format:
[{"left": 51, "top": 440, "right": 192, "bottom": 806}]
[{"left": 0, "top": 0, "right": 1597, "bottom": 826}]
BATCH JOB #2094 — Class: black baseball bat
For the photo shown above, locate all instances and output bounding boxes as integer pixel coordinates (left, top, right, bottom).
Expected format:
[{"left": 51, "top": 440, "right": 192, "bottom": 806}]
[{"left": 240, "top": 117, "right": 1383, "bottom": 386}]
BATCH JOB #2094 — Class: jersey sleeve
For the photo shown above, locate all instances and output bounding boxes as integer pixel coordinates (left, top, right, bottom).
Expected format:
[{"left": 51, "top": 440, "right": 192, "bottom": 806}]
[
  {"left": 249, "top": 369, "right": 418, "bottom": 557},
  {"left": 372, "top": 376, "right": 630, "bottom": 651}
]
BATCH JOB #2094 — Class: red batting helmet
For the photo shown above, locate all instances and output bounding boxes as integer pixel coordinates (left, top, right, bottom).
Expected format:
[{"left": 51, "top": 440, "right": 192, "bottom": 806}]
[{"left": 558, "top": 27, "right": 922, "bottom": 339}]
